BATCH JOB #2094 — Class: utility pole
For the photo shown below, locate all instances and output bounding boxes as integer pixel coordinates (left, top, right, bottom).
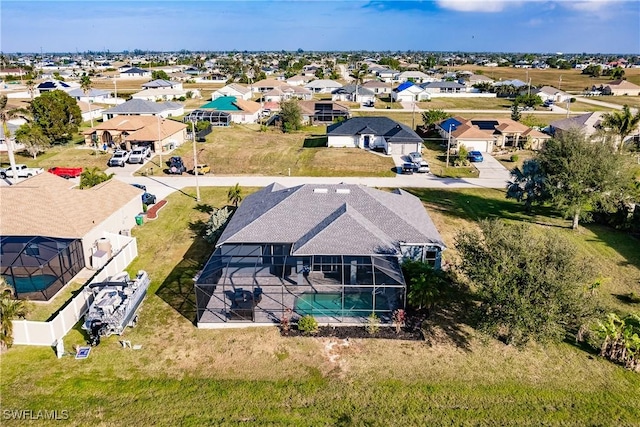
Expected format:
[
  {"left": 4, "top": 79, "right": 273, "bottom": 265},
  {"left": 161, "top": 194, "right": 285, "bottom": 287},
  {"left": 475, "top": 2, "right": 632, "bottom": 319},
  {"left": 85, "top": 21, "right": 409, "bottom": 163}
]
[
  {"left": 191, "top": 120, "right": 201, "bottom": 202},
  {"left": 446, "top": 124, "right": 452, "bottom": 168}
]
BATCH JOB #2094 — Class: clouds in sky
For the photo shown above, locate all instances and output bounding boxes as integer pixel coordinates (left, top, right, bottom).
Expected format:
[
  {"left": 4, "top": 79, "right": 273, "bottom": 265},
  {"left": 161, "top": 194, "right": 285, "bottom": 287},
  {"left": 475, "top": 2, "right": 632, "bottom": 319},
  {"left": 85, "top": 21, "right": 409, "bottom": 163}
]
[{"left": 1, "top": 1, "right": 638, "bottom": 53}]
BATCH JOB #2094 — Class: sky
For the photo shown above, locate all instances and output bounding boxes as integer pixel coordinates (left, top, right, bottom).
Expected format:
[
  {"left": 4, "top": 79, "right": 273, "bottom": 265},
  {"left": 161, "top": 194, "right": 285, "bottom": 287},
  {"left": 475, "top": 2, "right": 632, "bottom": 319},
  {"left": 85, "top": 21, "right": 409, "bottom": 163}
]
[{"left": 1, "top": 0, "right": 639, "bottom": 54}]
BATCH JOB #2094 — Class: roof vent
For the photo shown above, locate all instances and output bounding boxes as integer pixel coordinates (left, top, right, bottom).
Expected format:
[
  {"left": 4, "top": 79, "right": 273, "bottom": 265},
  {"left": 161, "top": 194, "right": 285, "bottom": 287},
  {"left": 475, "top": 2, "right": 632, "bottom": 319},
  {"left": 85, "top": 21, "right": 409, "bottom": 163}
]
[
  {"left": 335, "top": 188, "right": 350, "bottom": 194},
  {"left": 313, "top": 188, "right": 328, "bottom": 194}
]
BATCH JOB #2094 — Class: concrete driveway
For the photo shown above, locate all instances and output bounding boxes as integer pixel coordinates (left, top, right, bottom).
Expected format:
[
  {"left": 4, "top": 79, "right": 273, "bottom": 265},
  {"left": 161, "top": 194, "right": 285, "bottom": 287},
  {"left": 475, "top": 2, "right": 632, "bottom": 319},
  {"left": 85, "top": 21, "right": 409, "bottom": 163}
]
[{"left": 471, "top": 153, "right": 511, "bottom": 180}]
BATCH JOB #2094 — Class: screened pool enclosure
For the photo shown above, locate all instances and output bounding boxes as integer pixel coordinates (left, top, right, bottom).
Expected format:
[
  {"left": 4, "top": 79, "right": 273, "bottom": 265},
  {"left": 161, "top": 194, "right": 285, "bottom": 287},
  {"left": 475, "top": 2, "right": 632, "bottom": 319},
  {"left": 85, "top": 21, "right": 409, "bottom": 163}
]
[
  {"left": 0, "top": 236, "right": 85, "bottom": 301},
  {"left": 195, "top": 244, "right": 406, "bottom": 325},
  {"left": 183, "top": 110, "right": 231, "bottom": 127}
]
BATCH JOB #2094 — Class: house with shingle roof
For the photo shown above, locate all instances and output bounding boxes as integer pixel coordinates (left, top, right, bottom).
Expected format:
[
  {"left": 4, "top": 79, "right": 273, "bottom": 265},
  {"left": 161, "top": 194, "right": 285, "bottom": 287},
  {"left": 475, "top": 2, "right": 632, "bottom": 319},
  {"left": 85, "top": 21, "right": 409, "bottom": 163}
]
[
  {"left": 326, "top": 116, "right": 423, "bottom": 155},
  {"left": 66, "top": 88, "right": 113, "bottom": 104},
  {"left": 331, "top": 85, "right": 376, "bottom": 104},
  {"left": 211, "top": 83, "right": 253, "bottom": 101},
  {"left": 362, "top": 80, "right": 392, "bottom": 95},
  {"left": 304, "top": 79, "right": 343, "bottom": 94},
  {"left": 102, "top": 99, "right": 184, "bottom": 121},
  {"left": 0, "top": 173, "right": 143, "bottom": 300},
  {"left": 119, "top": 67, "right": 151, "bottom": 79},
  {"left": 194, "top": 182, "right": 445, "bottom": 327},
  {"left": 298, "top": 101, "right": 350, "bottom": 124},
  {"left": 602, "top": 80, "right": 640, "bottom": 96},
  {"left": 391, "top": 82, "right": 429, "bottom": 102},
  {"left": 261, "top": 84, "right": 312, "bottom": 102},
  {"left": 531, "top": 86, "right": 571, "bottom": 103},
  {"left": 549, "top": 112, "right": 605, "bottom": 138}
]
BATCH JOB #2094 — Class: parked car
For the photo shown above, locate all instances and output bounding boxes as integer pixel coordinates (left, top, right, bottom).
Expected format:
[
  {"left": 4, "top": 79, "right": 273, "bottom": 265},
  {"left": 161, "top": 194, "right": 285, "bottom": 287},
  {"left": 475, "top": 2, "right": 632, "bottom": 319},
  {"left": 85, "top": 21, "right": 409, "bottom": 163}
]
[
  {"left": 108, "top": 150, "right": 129, "bottom": 167},
  {"left": 141, "top": 192, "right": 157, "bottom": 205},
  {"left": 47, "top": 167, "right": 83, "bottom": 179},
  {"left": 467, "top": 151, "right": 484, "bottom": 162},
  {"left": 401, "top": 162, "right": 417, "bottom": 174},
  {"left": 131, "top": 183, "right": 147, "bottom": 191},
  {"left": 190, "top": 164, "right": 211, "bottom": 175},
  {"left": 167, "top": 156, "right": 186, "bottom": 175},
  {"left": 128, "top": 146, "right": 150, "bottom": 164},
  {"left": 0, "top": 164, "right": 44, "bottom": 179},
  {"left": 408, "top": 151, "right": 423, "bottom": 163},
  {"left": 415, "top": 161, "right": 430, "bottom": 173}
]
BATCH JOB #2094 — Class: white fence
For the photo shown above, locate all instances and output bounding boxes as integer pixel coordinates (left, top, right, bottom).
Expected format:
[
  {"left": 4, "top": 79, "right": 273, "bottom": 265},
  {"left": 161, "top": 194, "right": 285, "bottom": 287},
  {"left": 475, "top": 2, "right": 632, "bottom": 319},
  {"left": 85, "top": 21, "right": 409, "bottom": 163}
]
[{"left": 11, "top": 233, "right": 138, "bottom": 347}]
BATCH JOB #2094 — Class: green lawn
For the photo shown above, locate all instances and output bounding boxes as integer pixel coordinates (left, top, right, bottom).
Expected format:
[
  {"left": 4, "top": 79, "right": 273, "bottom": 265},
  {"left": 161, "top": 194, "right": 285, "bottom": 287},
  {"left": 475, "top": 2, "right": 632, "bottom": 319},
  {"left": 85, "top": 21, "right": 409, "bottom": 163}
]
[
  {"left": 3, "top": 186, "right": 640, "bottom": 425},
  {"left": 145, "top": 125, "right": 396, "bottom": 177}
]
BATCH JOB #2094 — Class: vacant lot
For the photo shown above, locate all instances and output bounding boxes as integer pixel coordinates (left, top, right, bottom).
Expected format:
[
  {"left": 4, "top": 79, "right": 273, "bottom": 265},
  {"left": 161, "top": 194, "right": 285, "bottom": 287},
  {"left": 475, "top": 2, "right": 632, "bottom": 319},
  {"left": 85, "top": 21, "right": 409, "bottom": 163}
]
[
  {"left": 1, "top": 144, "right": 111, "bottom": 171},
  {"left": 2, "top": 186, "right": 639, "bottom": 426},
  {"left": 150, "top": 125, "right": 396, "bottom": 177}
]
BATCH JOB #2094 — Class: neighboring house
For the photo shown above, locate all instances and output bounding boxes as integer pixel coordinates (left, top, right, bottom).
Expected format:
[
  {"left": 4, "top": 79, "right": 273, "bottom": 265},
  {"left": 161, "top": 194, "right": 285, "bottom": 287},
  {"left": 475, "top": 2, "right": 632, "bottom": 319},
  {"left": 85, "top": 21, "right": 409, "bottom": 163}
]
[
  {"left": 493, "top": 79, "right": 528, "bottom": 89},
  {"left": 548, "top": 112, "right": 605, "bottom": 138},
  {"left": 84, "top": 115, "right": 187, "bottom": 153},
  {"left": 531, "top": 86, "right": 571, "bottom": 103},
  {"left": 304, "top": 79, "right": 343, "bottom": 94},
  {"left": 251, "top": 78, "right": 288, "bottom": 93},
  {"left": 331, "top": 85, "right": 376, "bottom": 104},
  {"left": 262, "top": 85, "right": 313, "bottom": 102},
  {"left": 396, "top": 71, "right": 432, "bottom": 84},
  {"left": 391, "top": 82, "right": 429, "bottom": 102},
  {"left": 199, "top": 96, "right": 262, "bottom": 123},
  {"left": 65, "top": 88, "right": 113, "bottom": 103},
  {"left": 0, "top": 173, "right": 142, "bottom": 301},
  {"left": 77, "top": 100, "right": 104, "bottom": 123},
  {"left": 327, "top": 116, "right": 423, "bottom": 155},
  {"left": 437, "top": 117, "right": 551, "bottom": 152},
  {"left": 141, "top": 79, "right": 183, "bottom": 90},
  {"left": 464, "top": 74, "right": 494, "bottom": 88},
  {"left": 362, "top": 80, "right": 392, "bottom": 95},
  {"left": 131, "top": 87, "right": 199, "bottom": 102},
  {"left": 370, "top": 66, "right": 397, "bottom": 82},
  {"left": 194, "top": 182, "right": 445, "bottom": 327},
  {"left": 602, "top": 80, "right": 640, "bottom": 96},
  {"left": 421, "top": 81, "right": 467, "bottom": 94},
  {"left": 119, "top": 67, "right": 152, "bottom": 79},
  {"left": 298, "top": 101, "right": 350, "bottom": 124},
  {"left": 102, "top": 99, "right": 184, "bottom": 121},
  {"left": 286, "top": 74, "right": 315, "bottom": 86},
  {"left": 211, "top": 83, "right": 253, "bottom": 101},
  {"left": 36, "top": 79, "right": 74, "bottom": 94}
]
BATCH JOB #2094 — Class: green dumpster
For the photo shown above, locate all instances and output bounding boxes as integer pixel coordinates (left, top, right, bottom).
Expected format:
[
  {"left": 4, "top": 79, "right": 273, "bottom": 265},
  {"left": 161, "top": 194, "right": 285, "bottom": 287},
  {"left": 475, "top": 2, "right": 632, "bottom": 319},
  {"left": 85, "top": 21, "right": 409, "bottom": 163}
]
[{"left": 135, "top": 215, "right": 144, "bottom": 226}]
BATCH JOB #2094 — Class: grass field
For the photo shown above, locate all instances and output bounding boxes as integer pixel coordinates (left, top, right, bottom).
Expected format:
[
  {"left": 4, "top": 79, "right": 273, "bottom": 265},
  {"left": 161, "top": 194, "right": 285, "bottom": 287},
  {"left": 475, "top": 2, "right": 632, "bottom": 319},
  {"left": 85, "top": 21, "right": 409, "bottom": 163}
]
[
  {"left": 2, "top": 186, "right": 639, "bottom": 426},
  {"left": 146, "top": 125, "right": 396, "bottom": 177}
]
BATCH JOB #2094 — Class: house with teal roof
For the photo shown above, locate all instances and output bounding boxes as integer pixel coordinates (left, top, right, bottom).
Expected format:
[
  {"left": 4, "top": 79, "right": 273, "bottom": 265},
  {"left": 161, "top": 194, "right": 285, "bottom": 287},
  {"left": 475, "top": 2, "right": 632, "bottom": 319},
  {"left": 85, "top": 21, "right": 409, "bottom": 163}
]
[{"left": 199, "top": 96, "right": 262, "bottom": 124}]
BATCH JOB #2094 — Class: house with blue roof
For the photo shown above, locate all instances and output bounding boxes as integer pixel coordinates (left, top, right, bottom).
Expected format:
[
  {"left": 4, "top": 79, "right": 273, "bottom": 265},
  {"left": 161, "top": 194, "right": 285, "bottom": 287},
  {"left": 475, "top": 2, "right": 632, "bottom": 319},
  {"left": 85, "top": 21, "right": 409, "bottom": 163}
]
[
  {"left": 391, "top": 81, "right": 430, "bottom": 103},
  {"left": 326, "top": 116, "right": 423, "bottom": 155}
]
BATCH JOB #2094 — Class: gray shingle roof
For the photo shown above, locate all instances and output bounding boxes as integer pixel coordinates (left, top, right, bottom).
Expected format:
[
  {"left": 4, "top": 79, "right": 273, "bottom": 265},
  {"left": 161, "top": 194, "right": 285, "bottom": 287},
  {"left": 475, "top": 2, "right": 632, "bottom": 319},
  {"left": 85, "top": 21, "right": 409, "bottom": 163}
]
[
  {"left": 332, "top": 85, "right": 375, "bottom": 96},
  {"left": 218, "top": 183, "right": 445, "bottom": 255},
  {"left": 142, "top": 79, "right": 174, "bottom": 88},
  {"left": 104, "top": 99, "right": 182, "bottom": 114},
  {"left": 420, "top": 81, "right": 466, "bottom": 89},
  {"left": 327, "top": 117, "right": 423, "bottom": 144}
]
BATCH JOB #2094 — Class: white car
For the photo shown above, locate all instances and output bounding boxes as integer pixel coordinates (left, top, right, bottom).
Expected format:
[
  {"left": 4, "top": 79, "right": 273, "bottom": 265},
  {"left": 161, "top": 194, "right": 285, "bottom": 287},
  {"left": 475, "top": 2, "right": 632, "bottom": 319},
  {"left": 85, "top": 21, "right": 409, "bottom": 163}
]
[
  {"left": 108, "top": 150, "right": 130, "bottom": 167},
  {"left": 0, "top": 164, "right": 44, "bottom": 179},
  {"left": 128, "top": 146, "right": 150, "bottom": 164},
  {"left": 408, "top": 151, "right": 423, "bottom": 163},
  {"left": 415, "top": 161, "right": 430, "bottom": 173}
]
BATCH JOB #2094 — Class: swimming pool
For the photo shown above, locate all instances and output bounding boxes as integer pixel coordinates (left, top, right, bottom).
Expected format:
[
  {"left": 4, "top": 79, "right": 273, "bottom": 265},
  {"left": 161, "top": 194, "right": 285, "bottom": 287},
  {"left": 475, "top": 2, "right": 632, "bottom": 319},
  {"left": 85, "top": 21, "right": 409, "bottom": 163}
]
[
  {"left": 294, "top": 292, "right": 390, "bottom": 317},
  {"left": 4, "top": 274, "right": 58, "bottom": 294}
]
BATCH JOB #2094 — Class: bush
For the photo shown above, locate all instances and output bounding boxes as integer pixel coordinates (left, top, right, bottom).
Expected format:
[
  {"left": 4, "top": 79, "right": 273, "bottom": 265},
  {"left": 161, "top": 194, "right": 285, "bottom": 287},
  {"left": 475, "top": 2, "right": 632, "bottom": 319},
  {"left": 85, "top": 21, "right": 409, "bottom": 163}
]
[
  {"left": 366, "top": 313, "right": 380, "bottom": 335},
  {"left": 297, "top": 315, "right": 318, "bottom": 334},
  {"left": 511, "top": 154, "right": 519, "bottom": 163}
]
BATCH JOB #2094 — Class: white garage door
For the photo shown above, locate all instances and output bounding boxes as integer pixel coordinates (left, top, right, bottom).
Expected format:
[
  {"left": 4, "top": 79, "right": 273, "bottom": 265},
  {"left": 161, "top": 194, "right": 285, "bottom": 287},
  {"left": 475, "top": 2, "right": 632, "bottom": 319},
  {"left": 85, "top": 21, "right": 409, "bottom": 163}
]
[{"left": 458, "top": 140, "right": 490, "bottom": 153}]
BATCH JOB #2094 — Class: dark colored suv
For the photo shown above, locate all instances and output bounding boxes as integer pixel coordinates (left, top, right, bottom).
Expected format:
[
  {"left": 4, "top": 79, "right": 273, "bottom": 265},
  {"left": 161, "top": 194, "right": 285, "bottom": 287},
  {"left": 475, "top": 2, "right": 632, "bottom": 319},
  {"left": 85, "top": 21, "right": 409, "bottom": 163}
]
[{"left": 167, "top": 156, "right": 186, "bottom": 175}]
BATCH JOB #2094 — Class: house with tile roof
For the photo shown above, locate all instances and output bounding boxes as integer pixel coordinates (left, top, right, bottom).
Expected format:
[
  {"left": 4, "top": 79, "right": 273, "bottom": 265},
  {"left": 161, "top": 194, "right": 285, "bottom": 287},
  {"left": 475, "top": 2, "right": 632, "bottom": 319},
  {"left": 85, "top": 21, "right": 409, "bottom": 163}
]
[
  {"left": 437, "top": 117, "right": 551, "bottom": 152},
  {"left": 0, "top": 173, "right": 143, "bottom": 300},
  {"left": 396, "top": 70, "right": 432, "bottom": 84},
  {"left": 83, "top": 115, "right": 187, "bottom": 152},
  {"left": 531, "top": 86, "right": 571, "bottom": 103},
  {"left": 362, "top": 80, "right": 392, "bottom": 95},
  {"left": 102, "top": 99, "right": 184, "bottom": 121},
  {"left": 326, "top": 116, "right": 423, "bottom": 155},
  {"left": 200, "top": 96, "right": 262, "bottom": 123},
  {"left": 194, "top": 183, "right": 445, "bottom": 327},
  {"left": 298, "top": 101, "right": 350, "bottom": 124}
]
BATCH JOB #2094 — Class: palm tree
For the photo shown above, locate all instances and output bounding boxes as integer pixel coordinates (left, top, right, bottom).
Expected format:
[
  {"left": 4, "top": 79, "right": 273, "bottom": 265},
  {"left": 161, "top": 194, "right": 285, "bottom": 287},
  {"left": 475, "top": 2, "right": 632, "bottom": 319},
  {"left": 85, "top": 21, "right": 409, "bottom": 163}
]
[
  {"left": 0, "top": 94, "right": 31, "bottom": 182},
  {"left": 601, "top": 105, "right": 640, "bottom": 152},
  {"left": 349, "top": 64, "right": 369, "bottom": 103},
  {"left": 0, "top": 278, "right": 30, "bottom": 351},
  {"left": 26, "top": 79, "right": 36, "bottom": 100},
  {"left": 80, "top": 75, "right": 94, "bottom": 128},
  {"left": 227, "top": 183, "right": 243, "bottom": 208}
]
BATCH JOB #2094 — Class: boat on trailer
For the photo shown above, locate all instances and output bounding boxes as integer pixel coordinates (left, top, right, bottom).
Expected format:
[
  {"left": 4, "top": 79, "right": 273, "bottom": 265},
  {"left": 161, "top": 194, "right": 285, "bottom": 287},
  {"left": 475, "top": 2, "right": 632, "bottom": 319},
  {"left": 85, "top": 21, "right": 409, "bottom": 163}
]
[{"left": 82, "top": 270, "right": 150, "bottom": 346}]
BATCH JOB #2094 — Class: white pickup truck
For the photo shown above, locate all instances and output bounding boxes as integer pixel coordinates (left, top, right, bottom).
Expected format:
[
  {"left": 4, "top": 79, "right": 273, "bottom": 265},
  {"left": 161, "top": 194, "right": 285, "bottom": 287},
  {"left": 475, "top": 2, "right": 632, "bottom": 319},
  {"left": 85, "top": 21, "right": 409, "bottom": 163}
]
[{"left": 0, "top": 164, "right": 45, "bottom": 179}]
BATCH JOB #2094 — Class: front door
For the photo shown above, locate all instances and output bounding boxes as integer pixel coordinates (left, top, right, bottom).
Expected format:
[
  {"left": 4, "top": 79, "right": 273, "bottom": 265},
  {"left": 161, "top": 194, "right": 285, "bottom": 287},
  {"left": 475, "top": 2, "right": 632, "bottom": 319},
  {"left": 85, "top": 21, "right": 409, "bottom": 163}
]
[{"left": 364, "top": 135, "right": 370, "bottom": 149}]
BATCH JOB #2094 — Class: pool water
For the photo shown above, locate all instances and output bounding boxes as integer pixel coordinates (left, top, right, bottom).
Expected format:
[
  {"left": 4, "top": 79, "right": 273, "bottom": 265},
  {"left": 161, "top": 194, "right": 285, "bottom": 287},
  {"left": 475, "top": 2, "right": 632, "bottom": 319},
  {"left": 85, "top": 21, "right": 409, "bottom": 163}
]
[
  {"left": 295, "top": 292, "right": 389, "bottom": 317},
  {"left": 4, "top": 274, "right": 58, "bottom": 293}
]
